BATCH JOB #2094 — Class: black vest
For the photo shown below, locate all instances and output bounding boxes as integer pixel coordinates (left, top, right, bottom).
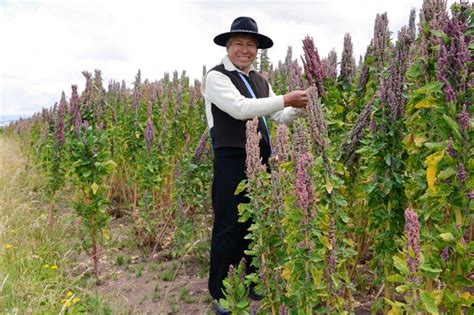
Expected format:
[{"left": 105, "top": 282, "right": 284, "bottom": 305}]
[{"left": 210, "top": 64, "right": 270, "bottom": 149}]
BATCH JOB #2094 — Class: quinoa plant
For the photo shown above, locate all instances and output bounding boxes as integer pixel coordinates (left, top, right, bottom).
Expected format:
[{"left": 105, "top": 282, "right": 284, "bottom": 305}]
[
  {"left": 305, "top": 91, "right": 355, "bottom": 312},
  {"left": 354, "top": 18, "right": 414, "bottom": 310},
  {"left": 138, "top": 120, "right": 159, "bottom": 245},
  {"left": 321, "top": 49, "right": 338, "bottom": 81},
  {"left": 238, "top": 113, "right": 354, "bottom": 312},
  {"left": 4, "top": 1, "right": 473, "bottom": 310},
  {"left": 236, "top": 118, "right": 274, "bottom": 308},
  {"left": 43, "top": 92, "right": 68, "bottom": 228},
  {"left": 402, "top": 1, "right": 473, "bottom": 312},
  {"left": 281, "top": 120, "right": 326, "bottom": 312},
  {"left": 303, "top": 36, "right": 356, "bottom": 310},
  {"left": 386, "top": 208, "right": 426, "bottom": 313},
  {"left": 220, "top": 258, "right": 250, "bottom": 314},
  {"left": 69, "top": 72, "right": 116, "bottom": 276}
]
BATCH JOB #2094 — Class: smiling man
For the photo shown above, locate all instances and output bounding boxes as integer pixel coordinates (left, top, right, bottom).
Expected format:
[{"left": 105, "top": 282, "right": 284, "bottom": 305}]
[
  {"left": 202, "top": 16, "right": 309, "bottom": 314},
  {"left": 226, "top": 34, "right": 257, "bottom": 73}
]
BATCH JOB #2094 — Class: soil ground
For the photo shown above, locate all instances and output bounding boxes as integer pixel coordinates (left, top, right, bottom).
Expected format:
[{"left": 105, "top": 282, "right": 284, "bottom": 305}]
[{"left": 0, "top": 136, "right": 382, "bottom": 314}]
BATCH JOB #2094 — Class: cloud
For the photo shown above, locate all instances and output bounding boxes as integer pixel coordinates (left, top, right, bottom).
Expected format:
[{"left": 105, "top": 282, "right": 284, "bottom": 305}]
[{"left": 1, "top": 0, "right": 456, "bottom": 116}]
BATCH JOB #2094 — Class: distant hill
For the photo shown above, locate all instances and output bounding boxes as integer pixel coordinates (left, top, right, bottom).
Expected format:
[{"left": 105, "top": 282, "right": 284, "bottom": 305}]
[{"left": 0, "top": 115, "right": 31, "bottom": 127}]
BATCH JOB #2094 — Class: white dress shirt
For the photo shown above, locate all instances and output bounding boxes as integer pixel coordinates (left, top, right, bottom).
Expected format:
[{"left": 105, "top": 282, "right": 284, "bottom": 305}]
[{"left": 201, "top": 55, "right": 305, "bottom": 130}]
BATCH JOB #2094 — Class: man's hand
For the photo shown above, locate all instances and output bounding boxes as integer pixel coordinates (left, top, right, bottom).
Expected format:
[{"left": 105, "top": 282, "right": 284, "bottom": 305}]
[{"left": 283, "top": 90, "right": 309, "bottom": 108}]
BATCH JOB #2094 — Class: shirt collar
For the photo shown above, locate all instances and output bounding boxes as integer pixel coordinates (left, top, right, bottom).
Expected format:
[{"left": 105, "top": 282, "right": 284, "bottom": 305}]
[{"left": 222, "top": 55, "right": 256, "bottom": 75}]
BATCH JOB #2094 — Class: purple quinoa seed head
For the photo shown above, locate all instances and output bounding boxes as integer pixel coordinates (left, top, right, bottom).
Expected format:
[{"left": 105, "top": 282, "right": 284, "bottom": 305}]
[
  {"left": 245, "top": 118, "right": 266, "bottom": 181},
  {"left": 458, "top": 104, "right": 471, "bottom": 134},
  {"left": 194, "top": 131, "right": 209, "bottom": 162},
  {"left": 441, "top": 246, "right": 449, "bottom": 263},
  {"left": 327, "top": 217, "right": 336, "bottom": 275},
  {"left": 274, "top": 124, "right": 290, "bottom": 164},
  {"left": 466, "top": 189, "right": 473, "bottom": 201},
  {"left": 295, "top": 152, "right": 315, "bottom": 216},
  {"left": 404, "top": 208, "right": 421, "bottom": 281},
  {"left": 321, "top": 48, "right": 338, "bottom": 80},
  {"left": 447, "top": 137, "right": 457, "bottom": 158},
  {"left": 457, "top": 163, "right": 468, "bottom": 186},
  {"left": 145, "top": 118, "right": 155, "bottom": 150},
  {"left": 339, "top": 33, "right": 356, "bottom": 84},
  {"left": 54, "top": 91, "right": 67, "bottom": 148},
  {"left": 70, "top": 84, "right": 82, "bottom": 137},
  {"left": 302, "top": 36, "right": 326, "bottom": 96}
]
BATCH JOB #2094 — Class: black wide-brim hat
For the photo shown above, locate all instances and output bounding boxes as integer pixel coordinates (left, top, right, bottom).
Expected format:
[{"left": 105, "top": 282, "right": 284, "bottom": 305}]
[{"left": 214, "top": 16, "right": 273, "bottom": 49}]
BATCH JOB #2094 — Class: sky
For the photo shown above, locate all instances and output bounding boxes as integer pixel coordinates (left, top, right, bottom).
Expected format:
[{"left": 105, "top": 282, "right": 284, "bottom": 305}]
[{"left": 0, "top": 0, "right": 457, "bottom": 117}]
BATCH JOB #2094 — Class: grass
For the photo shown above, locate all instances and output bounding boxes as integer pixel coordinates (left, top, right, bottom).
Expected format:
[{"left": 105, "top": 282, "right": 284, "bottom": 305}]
[
  {"left": 179, "top": 287, "right": 193, "bottom": 303},
  {"left": 152, "top": 283, "right": 160, "bottom": 302},
  {"left": 115, "top": 255, "right": 125, "bottom": 266},
  {"left": 0, "top": 135, "right": 212, "bottom": 314},
  {"left": 0, "top": 136, "right": 113, "bottom": 313}
]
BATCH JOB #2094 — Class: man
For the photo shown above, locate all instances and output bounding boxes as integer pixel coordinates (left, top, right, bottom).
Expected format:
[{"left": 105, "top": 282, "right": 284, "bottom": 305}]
[{"left": 202, "top": 16, "right": 309, "bottom": 314}]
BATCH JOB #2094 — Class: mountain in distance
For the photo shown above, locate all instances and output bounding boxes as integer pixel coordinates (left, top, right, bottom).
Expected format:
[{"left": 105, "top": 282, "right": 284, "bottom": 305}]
[{"left": 0, "top": 114, "right": 31, "bottom": 127}]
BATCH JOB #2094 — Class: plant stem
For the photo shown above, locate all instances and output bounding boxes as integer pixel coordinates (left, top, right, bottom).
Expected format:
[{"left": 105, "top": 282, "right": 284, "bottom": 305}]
[
  {"left": 92, "top": 227, "right": 98, "bottom": 277},
  {"left": 454, "top": 206, "right": 464, "bottom": 314},
  {"left": 454, "top": 208, "right": 463, "bottom": 226},
  {"left": 344, "top": 262, "right": 354, "bottom": 312},
  {"left": 469, "top": 218, "right": 473, "bottom": 243},
  {"left": 426, "top": 219, "right": 433, "bottom": 293},
  {"left": 48, "top": 193, "right": 55, "bottom": 229},
  {"left": 350, "top": 216, "right": 368, "bottom": 279},
  {"left": 384, "top": 200, "right": 393, "bottom": 315},
  {"left": 383, "top": 261, "right": 391, "bottom": 315},
  {"left": 132, "top": 183, "right": 138, "bottom": 221}
]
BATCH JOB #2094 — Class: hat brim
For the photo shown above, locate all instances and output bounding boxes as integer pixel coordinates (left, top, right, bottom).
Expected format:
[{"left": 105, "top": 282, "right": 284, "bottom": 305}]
[{"left": 214, "top": 31, "right": 273, "bottom": 49}]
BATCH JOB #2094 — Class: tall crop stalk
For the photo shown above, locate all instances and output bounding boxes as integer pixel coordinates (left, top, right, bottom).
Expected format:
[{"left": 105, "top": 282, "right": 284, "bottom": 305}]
[
  {"left": 401, "top": 1, "right": 472, "bottom": 313},
  {"left": 4, "top": 3, "right": 472, "bottom": 311},
  {"left": 43, "top": 92, "right": 68, "bottom": 228},
  {"left": 69, "top": 72, "right": 116, "bottom": 276}
]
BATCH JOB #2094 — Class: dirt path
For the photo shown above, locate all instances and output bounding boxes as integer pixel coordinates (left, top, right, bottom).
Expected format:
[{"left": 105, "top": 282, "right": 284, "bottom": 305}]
[
  {"left": 0, "top": 137, "right": 214, "bottom": 314},
  {"left": 90, "top": 232, "right": 214, "bottom": 314}
]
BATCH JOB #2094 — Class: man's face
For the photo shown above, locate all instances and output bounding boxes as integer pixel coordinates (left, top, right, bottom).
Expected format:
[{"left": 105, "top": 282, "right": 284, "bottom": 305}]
[{"left": 226, "top": 34, "right": 258, "bottom": 73}]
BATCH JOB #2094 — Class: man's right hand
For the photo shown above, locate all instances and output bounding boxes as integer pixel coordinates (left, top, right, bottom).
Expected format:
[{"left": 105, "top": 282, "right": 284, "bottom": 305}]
[{"left": 283, "top": 90, "right": 309, "bottom": 108}]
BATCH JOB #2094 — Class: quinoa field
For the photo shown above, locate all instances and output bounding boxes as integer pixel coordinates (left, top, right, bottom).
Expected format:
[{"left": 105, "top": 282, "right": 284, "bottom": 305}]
[{"left": 1, "top": 1, "right": 473, "bottom": 314}]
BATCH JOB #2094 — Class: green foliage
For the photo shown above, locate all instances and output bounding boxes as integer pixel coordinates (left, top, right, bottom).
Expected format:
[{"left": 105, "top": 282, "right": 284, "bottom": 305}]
[
  {"left": 3, "top": 3, "right": 473, "bottom": 313},
  {"left": 220, "top": 258, "right": 250, "bottom": 314},
  {"left": 70, "top": 125, "right": 115, "bottom": 232},
  {"left": 0, "top": 138, "right": 113, "bottom": 313}
]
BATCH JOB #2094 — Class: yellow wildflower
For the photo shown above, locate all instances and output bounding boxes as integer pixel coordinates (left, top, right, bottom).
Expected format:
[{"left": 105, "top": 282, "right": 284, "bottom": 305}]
[
  {"left": 4, "top": 244, "right": 13, "bottom": 249},
  {"left": 43, "top": 264, "right": 50, "bottom": 269},
  {"left": 50, "top": 265, "right": 58, "bottom": 270},
  {"left": 72, "top": 297, "right": 80, "bottom": 303},
  {"left": 66, "top": 291, "right": 73, "bottom": 297}
]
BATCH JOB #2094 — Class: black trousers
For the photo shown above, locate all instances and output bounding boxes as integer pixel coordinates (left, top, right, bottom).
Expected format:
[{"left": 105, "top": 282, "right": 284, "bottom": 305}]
[{"left": 209, "top": 143, "right": 270, "bottom": 300}]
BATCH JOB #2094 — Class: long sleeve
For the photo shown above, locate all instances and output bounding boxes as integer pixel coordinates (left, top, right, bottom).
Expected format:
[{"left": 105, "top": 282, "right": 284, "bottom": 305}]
[
  {"left": 267, "top": 85, "right": 306, "bottom": 125},
  {"left": 204, "top": 70, "right": 284, "bottom": 121},
  {"left": 202, "top": 55, "right": 306, "bottom": 129}
]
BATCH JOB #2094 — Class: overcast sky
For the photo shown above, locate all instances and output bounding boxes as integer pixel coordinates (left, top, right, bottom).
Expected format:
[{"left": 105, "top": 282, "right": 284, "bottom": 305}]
[{"left": 1, "top": 0, "right": 457, "bottom": 117}]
